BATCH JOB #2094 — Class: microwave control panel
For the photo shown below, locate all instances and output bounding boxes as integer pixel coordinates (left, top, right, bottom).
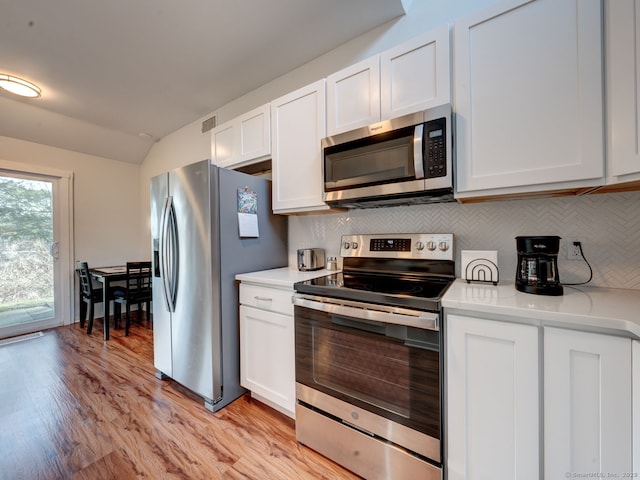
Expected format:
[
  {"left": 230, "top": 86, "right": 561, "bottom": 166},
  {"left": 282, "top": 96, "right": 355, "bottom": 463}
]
[{"left": 424, "top": 117, "right": 447, "bottom": 179}]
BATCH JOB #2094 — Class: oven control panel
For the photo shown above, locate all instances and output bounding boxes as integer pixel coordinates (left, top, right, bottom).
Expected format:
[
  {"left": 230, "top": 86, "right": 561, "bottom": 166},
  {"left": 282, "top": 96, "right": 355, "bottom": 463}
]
[{"left": 340, "top": 233, "right": 454, "bottom": 260}]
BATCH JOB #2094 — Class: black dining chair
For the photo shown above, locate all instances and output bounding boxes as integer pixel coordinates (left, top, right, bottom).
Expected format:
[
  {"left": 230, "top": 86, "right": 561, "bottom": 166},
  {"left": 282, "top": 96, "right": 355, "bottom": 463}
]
[
  {"left": 76, "top": 261, "right": 120, "bottom": 335},
  {"left": 113, "top": 261, "right": 152, "bottom": 336}
]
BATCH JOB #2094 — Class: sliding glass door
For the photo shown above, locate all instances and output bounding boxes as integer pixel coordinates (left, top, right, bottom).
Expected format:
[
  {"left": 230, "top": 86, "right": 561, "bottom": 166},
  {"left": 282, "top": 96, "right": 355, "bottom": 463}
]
[{"left": 0, "top": 165, "right": 73, "bottom": 339}]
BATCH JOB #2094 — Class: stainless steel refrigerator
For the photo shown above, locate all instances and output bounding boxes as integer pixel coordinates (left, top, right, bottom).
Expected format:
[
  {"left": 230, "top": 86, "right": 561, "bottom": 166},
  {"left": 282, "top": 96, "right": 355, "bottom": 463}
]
[{"left": 150, "top": 159, "right": 288, "bottom": 412}]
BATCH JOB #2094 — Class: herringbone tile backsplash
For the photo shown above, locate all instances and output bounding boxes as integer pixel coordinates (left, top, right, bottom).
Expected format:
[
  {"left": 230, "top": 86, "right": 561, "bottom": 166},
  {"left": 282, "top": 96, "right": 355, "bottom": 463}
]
[{"left": 289, "top": 191, "right": 640, "bottom": 290}]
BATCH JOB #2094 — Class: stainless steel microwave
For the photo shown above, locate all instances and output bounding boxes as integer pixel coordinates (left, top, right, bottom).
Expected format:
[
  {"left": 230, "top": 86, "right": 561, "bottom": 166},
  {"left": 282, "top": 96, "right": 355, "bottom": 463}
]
[{"left": 322, "top": 104, "right": 454, "bottom": 208}]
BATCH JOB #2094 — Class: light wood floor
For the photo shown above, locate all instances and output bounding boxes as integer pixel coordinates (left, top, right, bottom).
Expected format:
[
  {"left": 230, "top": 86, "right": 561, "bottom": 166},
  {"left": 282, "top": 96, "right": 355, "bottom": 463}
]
[{"left": 0, "top": 316, "right": 360, "bottom": 479}]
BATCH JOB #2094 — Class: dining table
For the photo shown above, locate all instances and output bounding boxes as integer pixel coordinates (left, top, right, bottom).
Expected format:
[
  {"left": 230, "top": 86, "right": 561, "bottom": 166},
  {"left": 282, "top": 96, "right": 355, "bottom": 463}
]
[{"left": 89, "top": 265, "right": 127, "bottom": 340}]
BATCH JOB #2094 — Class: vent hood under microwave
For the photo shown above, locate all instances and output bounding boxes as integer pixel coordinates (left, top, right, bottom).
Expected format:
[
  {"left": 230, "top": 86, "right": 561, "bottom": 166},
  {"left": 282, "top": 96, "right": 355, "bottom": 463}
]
[{"left": 322, "top": 104, "right": 454, "bottom": 209}]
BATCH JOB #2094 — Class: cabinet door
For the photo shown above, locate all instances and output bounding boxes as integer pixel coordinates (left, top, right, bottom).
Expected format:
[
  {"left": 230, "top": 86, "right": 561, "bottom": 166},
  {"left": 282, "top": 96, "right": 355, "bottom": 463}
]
[
  {"left": 634, "top": 340, "right": 640, "bottom": 473},
  {"left": 211, "top": 121, "right": 235, "bottom": 167},
  {"left": 606, "top": 0, "right": 640, "bottom": 183},
  {"left": 271, "top": 79, "right": 329, "bottom": 214},
  {"left": 454, "top": 0, "right": 603, "bottom": 197},
  {"left": 446, "top": 314, "right": 540, "bottom": 480},
  {"left": 326, "top": 56, "right": 380, "bottom": 136},
  {"left": 544, "top": 327, "right": 632, "bottom": 478},
  {"left": 380, "top": 24, "right": 451, "bottom": 120},
  {"left": 240, "top": 305, "right": 295, "bottom": 417},
  {"left": 237, "top": 103, "right": 271, "bottom": 164}
]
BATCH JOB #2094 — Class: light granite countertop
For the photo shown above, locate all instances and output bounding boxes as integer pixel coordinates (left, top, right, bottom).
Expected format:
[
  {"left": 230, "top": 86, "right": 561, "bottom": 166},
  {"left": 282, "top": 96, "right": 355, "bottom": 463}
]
[
  {"left": 442, "top": 278, "right": 640, "bottom": 339},
  {"left": 236, "top": 270, "right": 640, "bottom": 339},
  {"left": 235, "top": 267, "right": 334, "bottom": 289}
]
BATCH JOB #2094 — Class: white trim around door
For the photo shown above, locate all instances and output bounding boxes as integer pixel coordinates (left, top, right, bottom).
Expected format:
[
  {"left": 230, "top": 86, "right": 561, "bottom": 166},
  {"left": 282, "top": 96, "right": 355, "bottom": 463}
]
[{"left": 0, "top": 159, "right": 74, "bottom": 338}]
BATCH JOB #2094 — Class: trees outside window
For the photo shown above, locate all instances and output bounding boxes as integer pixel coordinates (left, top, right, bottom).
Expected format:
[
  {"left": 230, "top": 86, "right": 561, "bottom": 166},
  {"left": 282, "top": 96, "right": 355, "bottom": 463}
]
[{"left": 0, "top": 176, "right": 54, "bottom": 314}]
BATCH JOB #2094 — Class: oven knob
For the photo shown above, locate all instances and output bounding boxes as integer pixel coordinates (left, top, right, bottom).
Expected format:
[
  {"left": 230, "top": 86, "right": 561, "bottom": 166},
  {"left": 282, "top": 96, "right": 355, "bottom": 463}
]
[
  {"left": 427, "top": 241, "right": 437, "bottom": 251},
  {"left": 343, "top": 241, "right": 351, "bottom": 250},
  {"left": 416, "top": 241, "right": 425, "bottom": 251},
  {"left": 439, "top": 241, "right": 449, "bottom": 251},
  {"left": 351, "top": 242, "right": 358, "bottom": 249}
]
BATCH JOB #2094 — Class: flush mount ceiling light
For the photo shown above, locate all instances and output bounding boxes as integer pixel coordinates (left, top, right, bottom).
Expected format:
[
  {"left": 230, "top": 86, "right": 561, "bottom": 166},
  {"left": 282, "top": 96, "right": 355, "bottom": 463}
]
[{"left": 0, "top": 74, "right": 41, "bottom": 98}]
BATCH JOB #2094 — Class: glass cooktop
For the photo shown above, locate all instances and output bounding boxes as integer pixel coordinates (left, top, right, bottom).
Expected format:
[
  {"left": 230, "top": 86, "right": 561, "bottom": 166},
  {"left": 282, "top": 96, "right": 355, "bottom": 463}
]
[{"left": 294, "top": 271, "right": 453, "bottom": 311}]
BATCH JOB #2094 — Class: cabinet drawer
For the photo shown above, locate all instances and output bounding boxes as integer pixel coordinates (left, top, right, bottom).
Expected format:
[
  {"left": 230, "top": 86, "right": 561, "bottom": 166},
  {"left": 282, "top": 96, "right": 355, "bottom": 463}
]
[{"left": 240, "top": 283, "right": 294, "bottom": 316}]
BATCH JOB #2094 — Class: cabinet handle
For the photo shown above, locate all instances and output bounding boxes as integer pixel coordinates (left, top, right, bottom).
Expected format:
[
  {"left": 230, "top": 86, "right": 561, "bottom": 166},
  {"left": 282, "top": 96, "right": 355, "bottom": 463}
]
[{"left": 254, "top": 296, "right": 273, "bottom": 302}]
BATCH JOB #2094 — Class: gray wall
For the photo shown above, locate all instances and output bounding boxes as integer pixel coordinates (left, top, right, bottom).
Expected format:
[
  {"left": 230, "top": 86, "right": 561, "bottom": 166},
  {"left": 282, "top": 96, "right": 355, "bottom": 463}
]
[{"left": 139, "top": 0, "right": 499, "bottom": 249}]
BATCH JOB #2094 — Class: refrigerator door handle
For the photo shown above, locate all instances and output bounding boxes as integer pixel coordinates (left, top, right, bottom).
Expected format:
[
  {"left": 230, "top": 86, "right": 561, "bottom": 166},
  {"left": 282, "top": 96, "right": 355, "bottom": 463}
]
[
  {"left": 160, "top": 196, "right": 179, "bottom": 312},
  {"left": 159, "top": 196, "right": 171, "bottom": 312},
  {"left": 167, "top": 198, "right": 179, "bottom": 311}
]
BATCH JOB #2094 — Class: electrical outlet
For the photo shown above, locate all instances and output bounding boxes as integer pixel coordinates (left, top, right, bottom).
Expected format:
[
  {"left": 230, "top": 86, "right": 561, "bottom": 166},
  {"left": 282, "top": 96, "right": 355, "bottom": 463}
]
[{"left": 566, "top": 238, "right": 584, "bottom": 260}]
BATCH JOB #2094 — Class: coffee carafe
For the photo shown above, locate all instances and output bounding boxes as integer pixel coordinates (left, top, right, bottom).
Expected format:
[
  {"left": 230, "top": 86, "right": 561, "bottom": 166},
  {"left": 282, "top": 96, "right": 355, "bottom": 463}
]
[{"left": 515, "top": 236, "right": 563, "bottom": 296}]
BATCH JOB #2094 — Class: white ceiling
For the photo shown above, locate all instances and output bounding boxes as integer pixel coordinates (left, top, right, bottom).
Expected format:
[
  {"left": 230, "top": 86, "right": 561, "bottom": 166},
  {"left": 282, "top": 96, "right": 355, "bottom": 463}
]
[{"left": 0, "top": 0, "right": 406, "bottom": 164}]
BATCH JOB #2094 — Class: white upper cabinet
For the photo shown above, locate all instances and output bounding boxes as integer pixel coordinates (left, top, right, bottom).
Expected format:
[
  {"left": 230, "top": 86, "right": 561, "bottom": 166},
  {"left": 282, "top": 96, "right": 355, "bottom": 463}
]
[
  {"left": 271, "top": 79, "right": 329, "bottom": 214},
  {"left": 605, "top": 0, "right": 640, "bottom": 186},
  {"left": 326, "top": 25, "right": 451, "bottom": 136},
  {"left": 326, "top": 57, "right": 381, "bottom": 136},
  {"left": 454, "top": 0, "right": 604, "bottom": 199},
  {"left": 237, "top": 104, "right": 271, "bottom": 165},
  {"left": 380, "top": 25, "right": 451, "bottom": 120},
  {"left": 211, "top": 103, "right": 271, "bottom": 169},
  {"left": 211, "top": 120, "right": 235, "bottom": 167}
]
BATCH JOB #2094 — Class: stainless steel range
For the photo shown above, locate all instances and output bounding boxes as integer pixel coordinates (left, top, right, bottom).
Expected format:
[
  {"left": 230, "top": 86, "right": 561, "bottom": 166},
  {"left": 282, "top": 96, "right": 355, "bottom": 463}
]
[{"left": 293, "top": 233, "right": 455, "bottom": 480}]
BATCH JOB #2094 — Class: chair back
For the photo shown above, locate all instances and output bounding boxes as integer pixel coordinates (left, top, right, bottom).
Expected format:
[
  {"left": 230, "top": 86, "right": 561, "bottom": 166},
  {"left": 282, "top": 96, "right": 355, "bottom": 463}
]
[
  {"left": 125, "top": 261, "right": 152, "bottom": 301},
  {"left": 76, "top": 261, "right": 94, "bottom": 298}
]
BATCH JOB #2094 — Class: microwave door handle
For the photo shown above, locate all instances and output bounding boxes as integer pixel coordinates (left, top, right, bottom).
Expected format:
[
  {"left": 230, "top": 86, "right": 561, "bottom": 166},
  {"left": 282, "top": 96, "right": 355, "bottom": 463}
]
[{"left": 413, "top": 124, "right": 425, "bottom": 179}]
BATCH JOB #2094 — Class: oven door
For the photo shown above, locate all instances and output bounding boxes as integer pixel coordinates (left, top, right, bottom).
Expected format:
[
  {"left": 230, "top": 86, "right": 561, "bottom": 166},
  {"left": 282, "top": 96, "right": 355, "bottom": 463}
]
[{"left": 293, "top": 296, "right": 442, "bottom": 460}]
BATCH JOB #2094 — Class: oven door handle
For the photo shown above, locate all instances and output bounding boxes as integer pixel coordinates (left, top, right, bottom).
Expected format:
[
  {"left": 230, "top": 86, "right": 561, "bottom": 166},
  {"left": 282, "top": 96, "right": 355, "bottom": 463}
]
[{"left": 292, "top": 293, "right": 439, "bottom": 331}]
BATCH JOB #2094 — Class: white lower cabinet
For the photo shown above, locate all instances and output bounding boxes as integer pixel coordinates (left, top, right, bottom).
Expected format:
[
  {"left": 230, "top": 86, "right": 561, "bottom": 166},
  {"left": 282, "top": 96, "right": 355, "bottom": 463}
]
[
  {"left": 545, "top": 327, "right": 632, "bottom": 478},
  {"left": 239, "top": 283, "right": 295, "bottom": 418},
  {"left": 446, "top": 312, "right": 635, "bottom": 479},
  {"left": 634, "top": 341, "right": 640, "bottom": 472},
  {"left": 446, "top": 313, "right": 540, "bottom": 480}
]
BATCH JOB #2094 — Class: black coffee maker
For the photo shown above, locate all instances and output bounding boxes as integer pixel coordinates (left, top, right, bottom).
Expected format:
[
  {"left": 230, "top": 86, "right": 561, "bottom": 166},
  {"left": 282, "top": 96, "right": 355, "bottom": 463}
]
[{"left": 515, "top": 236, "right": 563, "bottom": 296}]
